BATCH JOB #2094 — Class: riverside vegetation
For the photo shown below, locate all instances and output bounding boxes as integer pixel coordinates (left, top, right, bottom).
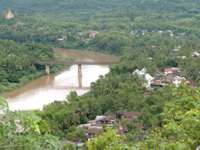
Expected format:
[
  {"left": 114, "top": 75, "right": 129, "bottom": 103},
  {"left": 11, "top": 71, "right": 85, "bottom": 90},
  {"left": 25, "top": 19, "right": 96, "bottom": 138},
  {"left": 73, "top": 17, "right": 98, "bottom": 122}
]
[{"left": 0, "top": 0, "right": 200, "bottom": 149}]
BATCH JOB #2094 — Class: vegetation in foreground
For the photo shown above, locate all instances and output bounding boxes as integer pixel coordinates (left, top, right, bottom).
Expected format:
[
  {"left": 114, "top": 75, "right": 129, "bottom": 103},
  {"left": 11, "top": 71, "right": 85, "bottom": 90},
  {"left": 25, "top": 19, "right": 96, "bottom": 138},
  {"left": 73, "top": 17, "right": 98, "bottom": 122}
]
[
  {"left": 1, "top": 83, "right": 200, "bottom": 149},
  {"left": 0, "top": 0, "right": 200, "bottom": 149}
]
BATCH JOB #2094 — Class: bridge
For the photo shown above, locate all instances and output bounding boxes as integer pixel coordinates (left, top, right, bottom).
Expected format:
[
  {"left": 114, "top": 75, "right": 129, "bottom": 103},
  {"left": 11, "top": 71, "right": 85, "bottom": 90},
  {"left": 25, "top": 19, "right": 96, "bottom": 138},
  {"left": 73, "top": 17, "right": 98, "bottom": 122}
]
[{"left": 36, "top": 59, "right": 119, "bottom": 88}]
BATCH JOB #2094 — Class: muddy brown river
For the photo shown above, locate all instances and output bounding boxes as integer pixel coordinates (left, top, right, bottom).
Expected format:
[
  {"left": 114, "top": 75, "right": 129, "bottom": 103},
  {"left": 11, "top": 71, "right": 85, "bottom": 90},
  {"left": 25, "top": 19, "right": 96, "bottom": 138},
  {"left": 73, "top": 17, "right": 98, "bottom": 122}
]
[{"left": 3, "top": 49, "right": 117, "bottom": 111}]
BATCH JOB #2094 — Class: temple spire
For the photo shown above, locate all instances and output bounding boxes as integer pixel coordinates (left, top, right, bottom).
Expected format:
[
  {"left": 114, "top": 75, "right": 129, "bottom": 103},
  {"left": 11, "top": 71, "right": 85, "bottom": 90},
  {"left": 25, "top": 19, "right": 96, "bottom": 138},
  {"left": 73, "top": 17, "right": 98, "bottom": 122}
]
[{"left": 4, "top": 8, "right": 15, "bottom": 20}]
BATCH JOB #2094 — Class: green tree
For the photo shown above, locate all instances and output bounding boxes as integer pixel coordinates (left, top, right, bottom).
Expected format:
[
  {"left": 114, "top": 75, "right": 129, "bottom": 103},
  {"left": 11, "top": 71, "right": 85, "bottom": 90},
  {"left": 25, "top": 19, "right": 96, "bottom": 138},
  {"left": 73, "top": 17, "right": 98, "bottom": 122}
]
[{"left": 87, "top": 129, "right": 130, "bottom": 150}]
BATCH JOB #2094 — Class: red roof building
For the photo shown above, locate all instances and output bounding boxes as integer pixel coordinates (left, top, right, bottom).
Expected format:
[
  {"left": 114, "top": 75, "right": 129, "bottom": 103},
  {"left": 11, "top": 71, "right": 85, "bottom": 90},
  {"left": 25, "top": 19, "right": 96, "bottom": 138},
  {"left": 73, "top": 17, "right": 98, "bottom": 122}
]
[
  {"left": 164, "top": 67, "right": 180, "bottom": 75},
  {"left": 121, "top": 112, "right": 140, "bottom": 120}
]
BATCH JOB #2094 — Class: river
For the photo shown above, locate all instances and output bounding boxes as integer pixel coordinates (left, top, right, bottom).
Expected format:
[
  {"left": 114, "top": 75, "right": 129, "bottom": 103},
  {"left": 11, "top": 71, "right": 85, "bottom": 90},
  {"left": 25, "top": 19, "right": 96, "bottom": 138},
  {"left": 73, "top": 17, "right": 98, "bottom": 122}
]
[{"left": 5, "top": 65, "right": 110, "bottom": 111}]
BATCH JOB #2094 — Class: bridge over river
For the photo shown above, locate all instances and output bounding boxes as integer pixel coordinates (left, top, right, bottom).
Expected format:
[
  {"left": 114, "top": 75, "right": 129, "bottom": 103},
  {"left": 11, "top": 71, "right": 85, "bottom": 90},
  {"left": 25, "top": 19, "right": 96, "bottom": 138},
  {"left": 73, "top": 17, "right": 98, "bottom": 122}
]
[
  {"left": 4, "top": 49, "right": 119, "bottom": 111},
  {"left": 37, "top": 58, "right": 119, "bottom": 88}
]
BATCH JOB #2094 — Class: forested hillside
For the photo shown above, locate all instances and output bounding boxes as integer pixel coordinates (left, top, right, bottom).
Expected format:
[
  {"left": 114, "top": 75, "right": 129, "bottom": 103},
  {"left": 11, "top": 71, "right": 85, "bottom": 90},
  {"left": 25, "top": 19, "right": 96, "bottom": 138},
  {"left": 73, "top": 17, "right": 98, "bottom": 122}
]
[
  {"left": 0, "top": 40, "right": 54, "bottom": 92},
  {"left": 0, "top": 0, "right": 200, "bottom": 149}
]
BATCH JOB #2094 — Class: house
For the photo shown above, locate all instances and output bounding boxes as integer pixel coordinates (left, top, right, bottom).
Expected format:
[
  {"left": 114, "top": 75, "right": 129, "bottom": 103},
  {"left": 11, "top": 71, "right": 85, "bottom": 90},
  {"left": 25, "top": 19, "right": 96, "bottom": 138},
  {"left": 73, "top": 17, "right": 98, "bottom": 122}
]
[
  {"left": 88, "top": 31, "right": 99, "bottom": 38},
  {"left": 85, "top": 126, "right": 103, "bottom": 139},
  {"left": 4, "top": 9, "right": 15, "bottom": 20},
  {"left": 133, "top": 68, "right": 147, "bottom": 78},
  {"left": 164, "top": 67, "right": 180, "bottom": 75},
  {"left": 77, "top": 112, "right": 144, "bottom": 140},
  {"left": 172, "top": 48, "right": 180, "bottom": 52},
  {"left": 167, "top": 30, "right": 174, "bottom": 37},
  {"left": 151, "top": 70, "right": 187, "bottom": 88},
  {"left": 172, "top": 76, "right": 186, "bottom": 87},
  {"left": 118, "top": 124, "right": 128, "bottom": 134},
  {"left": 150, "top": 79, "right": 164, "bottom": 88},
  {"left": 95, "top": 116, "right": 110, "bottom": 124},
  {"left": 121, "top": 112, "right": 140, "bottom": 121},
  {"left": 57, "top": 36, "right": 67, "bottom": 42},
  {"left": 192, "top": 51, "right": 200, "bottom": 57},
  {"left": 186, "top": 80, "right": 196, "bottom": 87},
  {"left": 15, "top": 120, "right": 24, "bottom": 133},
  {"left": 78, "top": 114, "right": 117, "bottom": 139},
  {"left": 148, "top": 57, "right": 153, "bottom": 61},
  {"left": 133, "top": 68, "right": 154, "bottom": 88},
  {"left": 177, "top": 56, "right": 186, "bottom": 59},
  {"left": 0, "top": 105, "right": 8, "bottom": 115},
  {"left": 118, "top": 112, "right": 144, "bottom": 134},
  {"left": 78, "top": 123, "right": 92, "bottom": 129},
  {"left": 145, "top": 74, "right": 154, "bottom": 88},
  {"left": 196, "top": 146, "right": 200, "bottom": 150},
  {"left": 95, "top": 115, "right": 116, "bottom": 125}
]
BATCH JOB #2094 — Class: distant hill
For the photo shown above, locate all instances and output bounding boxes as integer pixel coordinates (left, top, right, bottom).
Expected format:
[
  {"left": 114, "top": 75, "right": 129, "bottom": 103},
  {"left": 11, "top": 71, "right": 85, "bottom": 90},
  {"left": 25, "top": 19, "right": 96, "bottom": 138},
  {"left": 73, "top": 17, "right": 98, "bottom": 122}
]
[{"left": 1, "top": 0, "right": 200, "bottom": 16}]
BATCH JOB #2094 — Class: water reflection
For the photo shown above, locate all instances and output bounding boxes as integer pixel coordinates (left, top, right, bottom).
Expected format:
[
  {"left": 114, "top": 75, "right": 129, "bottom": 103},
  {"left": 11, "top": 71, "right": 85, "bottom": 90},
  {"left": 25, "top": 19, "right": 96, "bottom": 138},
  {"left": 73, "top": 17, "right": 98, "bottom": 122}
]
[{"left": 5, "top": 65, "right": 109, "bottom": 111}]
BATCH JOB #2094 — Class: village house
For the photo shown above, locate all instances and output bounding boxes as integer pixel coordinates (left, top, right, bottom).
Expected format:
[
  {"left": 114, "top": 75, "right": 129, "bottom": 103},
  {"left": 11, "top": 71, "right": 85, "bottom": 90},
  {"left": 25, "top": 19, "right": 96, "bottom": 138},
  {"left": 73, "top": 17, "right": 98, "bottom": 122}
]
[
  {"left": 150, "top": 67, "right": 189, "bottom": 88},
  {"left": 0, "top": 100, "right": 8, "bottom": 116},
  {"left": 161, "top": 74, "right": 186, "bottom": 87},
  {"left": 172, "top": 76, "right": 186, "bottom": 87},
  {"left": 186, "top": 80, "right": 196, "bottom": 87},
  {"left": 95, "top": 115, "right": 116, "bottom": 125},
  {"left": 0, "top": 105, "right": 7, "bottom": 115},
  {"left": 15, "top": 119, "right": 24, "bottom": 134},
  {"left": 167, "top": 30, "right": 174, "bottom": 37},
  {"left": 118, "top": 112, "right": 143, "bottom": 134},
  {"left": 150, "top": 79, "right": 164, "bottom": 88},
  {"left": 78, "top": 114, "right": 117, "bottom": 139},
  {"left": 192, "top": 51, "right": 200, "bottom": 58},
  {"left": 78, "top": 122, "right": 103, "bottom": 139},
  {"left": 85, "top": 126, "right": 103, "bottom": 139},
  {"left": 133, "top": 68, "right": 154, "bottom": 88},
  {"left": 196, "top": 146, "right": 200, "bottom": 150},
  {"left": 88, "top": 31, "right": 99, "bottom": 38},
  {"left": 177, "top": 56, "right": 186, "bottom": 59},
  {"left": 57, "top": 36, "right": 67, "bottom": 42},
  {"left": 133, "top": 67, "right": 190, "bottom": 89},
  {"left": 121, "top": 112, "right": 140, "bottom": 121},
  {"left": 78, "top": 112, "right": 142, "bottom": 140},
  {"left": 158, "top": 30, "right": 163, "bottom": 34},
  {"left": 164, "top": 67, "right": 180, "bottom": 75}
]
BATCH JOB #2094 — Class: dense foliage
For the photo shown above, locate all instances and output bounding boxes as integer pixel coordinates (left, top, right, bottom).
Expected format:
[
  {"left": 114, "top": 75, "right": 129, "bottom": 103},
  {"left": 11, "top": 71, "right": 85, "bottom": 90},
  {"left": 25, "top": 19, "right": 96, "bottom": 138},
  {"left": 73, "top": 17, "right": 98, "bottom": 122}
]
[
  {"left": 0, "top": 98, "right": 61, "bottom": 150},
  {"left": 0, "top": 0, "right": 200, "bottom": 149},
  {"left": 0, "top": 40, "right": 54, "bottom": 92}
]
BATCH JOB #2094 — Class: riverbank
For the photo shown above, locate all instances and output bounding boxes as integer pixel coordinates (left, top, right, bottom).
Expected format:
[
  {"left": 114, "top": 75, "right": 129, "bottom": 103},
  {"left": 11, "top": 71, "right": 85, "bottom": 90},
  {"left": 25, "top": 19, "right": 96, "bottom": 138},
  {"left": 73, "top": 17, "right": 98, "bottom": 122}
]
[
  {"left": 0, "top": 65, "right": 67, "bottom": 96},
  {"left": 54, "top": 48, "right": 119, "bottom": 63},
  {"left": 3, "top": 49, "right": 118, "bottom": 111},
  {"left": 5, "top": 65, "right": 110, "bottom": 111},
  {"left": 0, "top": 71, "right": 44, "bottom": 94},
  {"left": 1, "top": 48, "right": 118, "bottom": 96}
]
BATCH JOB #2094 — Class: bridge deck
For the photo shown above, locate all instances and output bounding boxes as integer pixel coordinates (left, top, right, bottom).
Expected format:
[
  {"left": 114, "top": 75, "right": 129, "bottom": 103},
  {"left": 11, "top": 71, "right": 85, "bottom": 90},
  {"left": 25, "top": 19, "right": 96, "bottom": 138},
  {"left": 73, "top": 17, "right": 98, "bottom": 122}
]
[{"left": 37, "top": 60, "right": 119, "bottom": 65}]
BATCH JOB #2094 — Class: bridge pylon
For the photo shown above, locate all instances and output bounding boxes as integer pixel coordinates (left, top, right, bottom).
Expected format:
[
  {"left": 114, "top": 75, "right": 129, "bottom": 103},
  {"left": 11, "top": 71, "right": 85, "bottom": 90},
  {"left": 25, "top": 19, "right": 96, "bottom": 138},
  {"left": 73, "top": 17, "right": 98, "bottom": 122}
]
[
  {"left": 78, "top": 64, "right": 82, "bottom": 88},
  {"left": 45, "top": 64, "right": 50, "bottom": 75}
]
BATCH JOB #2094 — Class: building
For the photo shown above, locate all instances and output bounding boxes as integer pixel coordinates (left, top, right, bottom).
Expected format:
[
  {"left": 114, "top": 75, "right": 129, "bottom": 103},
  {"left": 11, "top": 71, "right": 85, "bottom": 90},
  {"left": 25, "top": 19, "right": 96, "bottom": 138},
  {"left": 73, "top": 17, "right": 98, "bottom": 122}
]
[
  {"left": 177, "top": 56, "right": 186, "bottom": 59},
  {"left": 145, "top": 74, "right": 154, "bottom": 88},
  {"left": 172, "top": 76, "right": 186, "bottom": 87},
  {"left": 86, "top": 126, "right": 103, "bottom": 139},
  {"left": 95, "top": 115, "right": 116, "bottom": 125},
  {"left": 150, "top": 79, "right": 164, "bottom": 88},
  {"left": 133, "top": 68, "right": 154, "bottom": 88},
  {"left": 78, "top": 114, "right": 116, "bottom": 139},
  {"left": 192, "top": 51, "right": 200, "bottom": 58},
  {"left": 88, "top": 31, "right": 99, "bottom": 38},
  {"left": 57, "top": 36, "right": 67, "bottom": 42},
  {"left": 164, "top": 67, "right": 180, "bottom": 75},
  {"left": 133, "top": 68, "right": 147, "bottom": 78},
  {"left": 121, "top": 112, "right": 140, "bottom": 120},
  {"left": 4, "top": 9, "right": 15, "bottom": 20}
]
